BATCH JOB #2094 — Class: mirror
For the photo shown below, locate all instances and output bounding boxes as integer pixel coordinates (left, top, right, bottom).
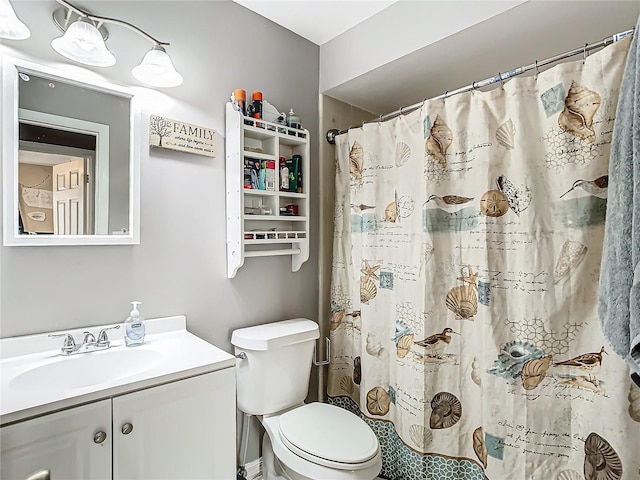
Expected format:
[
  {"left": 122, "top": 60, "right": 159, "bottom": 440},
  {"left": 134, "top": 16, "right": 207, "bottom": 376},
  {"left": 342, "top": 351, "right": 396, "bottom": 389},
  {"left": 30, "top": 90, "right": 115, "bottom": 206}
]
[{"left": 2, "top": 56, "right": 140, "bottom": 246}]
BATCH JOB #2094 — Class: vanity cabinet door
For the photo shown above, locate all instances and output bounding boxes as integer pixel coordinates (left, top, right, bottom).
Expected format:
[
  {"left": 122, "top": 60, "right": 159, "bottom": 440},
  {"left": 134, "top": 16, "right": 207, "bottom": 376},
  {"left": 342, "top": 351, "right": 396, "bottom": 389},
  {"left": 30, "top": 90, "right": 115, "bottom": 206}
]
[
  {"left": 0, "top": 400, "right": 111, "bottom": 480},
  {"left": 112, "top": 368, "right": 236, "bottom": 480}
]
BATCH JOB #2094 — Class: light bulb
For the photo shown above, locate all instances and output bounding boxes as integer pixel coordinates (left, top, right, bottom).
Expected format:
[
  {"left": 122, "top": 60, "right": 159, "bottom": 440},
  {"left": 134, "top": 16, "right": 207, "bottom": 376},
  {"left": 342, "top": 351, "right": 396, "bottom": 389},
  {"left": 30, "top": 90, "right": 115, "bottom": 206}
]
[
  {"left": 51, "top": 17, "right": 115, "bottom": 67},
  {"left": 0, "top": 0, "right": 30, "bottom": 40},
  {"left": 132, "top": 45, "right": 183, "bottom": 88}
]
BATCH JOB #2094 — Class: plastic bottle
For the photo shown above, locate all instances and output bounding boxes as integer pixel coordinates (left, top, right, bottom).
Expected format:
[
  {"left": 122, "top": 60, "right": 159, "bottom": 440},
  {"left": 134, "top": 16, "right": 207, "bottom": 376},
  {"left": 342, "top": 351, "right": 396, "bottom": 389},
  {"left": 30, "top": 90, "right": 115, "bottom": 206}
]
[
  {"left": 286, "top": 108, "right": 301, "bottom": 134},
  {"left": 124, "top": 301, "right": 146, "bottom": 347},
  {"left": 233, "top": 89, "right": 247, "bottom": 116},
  {"left": 293, "top": 154, "right": 303, "bottom": 193},
  {"left": 251, "top": 91, "right": 263, "bottom": 127},
  {"left": 279, "top": 156, "right": 289, "bottom": 191}
]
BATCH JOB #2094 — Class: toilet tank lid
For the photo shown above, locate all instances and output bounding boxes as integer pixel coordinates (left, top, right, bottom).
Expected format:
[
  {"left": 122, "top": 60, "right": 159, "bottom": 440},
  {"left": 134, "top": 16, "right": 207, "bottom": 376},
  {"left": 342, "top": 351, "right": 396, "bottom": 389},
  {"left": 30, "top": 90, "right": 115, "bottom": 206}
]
[{"left": 231, "top": 319, "right": 319, "bottom": 350}]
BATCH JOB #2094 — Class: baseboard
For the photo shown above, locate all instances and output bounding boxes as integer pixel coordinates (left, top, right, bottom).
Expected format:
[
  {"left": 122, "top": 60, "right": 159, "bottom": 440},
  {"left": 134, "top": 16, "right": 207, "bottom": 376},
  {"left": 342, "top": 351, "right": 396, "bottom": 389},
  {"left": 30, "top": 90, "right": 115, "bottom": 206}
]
[{"left": 244, "top": 457, "right": 262, "bottom": 480}]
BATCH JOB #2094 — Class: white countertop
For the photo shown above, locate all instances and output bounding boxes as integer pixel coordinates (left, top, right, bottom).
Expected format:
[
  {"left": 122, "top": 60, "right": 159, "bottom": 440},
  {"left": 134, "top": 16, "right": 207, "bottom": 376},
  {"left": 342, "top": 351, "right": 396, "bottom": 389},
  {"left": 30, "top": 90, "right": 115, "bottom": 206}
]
[{"left": 0, "top": 315, "right": 235, "bottom": 426}]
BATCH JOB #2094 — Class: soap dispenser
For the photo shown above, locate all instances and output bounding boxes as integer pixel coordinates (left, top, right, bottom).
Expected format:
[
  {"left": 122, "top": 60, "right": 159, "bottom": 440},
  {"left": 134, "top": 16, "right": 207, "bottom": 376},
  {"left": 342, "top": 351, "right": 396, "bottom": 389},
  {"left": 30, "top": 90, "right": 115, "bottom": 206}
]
[
  {"left": 124, "top": 301, "right": 146, "bottom": 347},
  {"left": 286, "top": 108, "right": 301, "bottom": 130}
]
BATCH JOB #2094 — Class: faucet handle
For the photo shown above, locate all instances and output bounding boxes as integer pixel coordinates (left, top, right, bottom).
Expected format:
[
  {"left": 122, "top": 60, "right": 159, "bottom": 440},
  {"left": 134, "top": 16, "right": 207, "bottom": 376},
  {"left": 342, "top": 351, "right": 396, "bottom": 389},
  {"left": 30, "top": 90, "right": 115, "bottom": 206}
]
[
  {"left": 48, "top": 333, "right": 76, "bottom": 355},
  {"left": 97, "top": 325, "right": 121, "bottom": 347},
  {"left": 82, "top": 331, "right": 96, "bottom": 345}
]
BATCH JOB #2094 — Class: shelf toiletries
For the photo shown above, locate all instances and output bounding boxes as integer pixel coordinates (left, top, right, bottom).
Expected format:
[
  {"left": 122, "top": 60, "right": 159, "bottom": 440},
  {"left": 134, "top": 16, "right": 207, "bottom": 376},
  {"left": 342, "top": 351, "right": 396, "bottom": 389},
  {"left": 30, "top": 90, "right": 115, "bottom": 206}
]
[
  {"left": 279, "top": 154, "right": 302, "bottom": 193},
  {"left": 286, "top": 108, "right": 301, "bottom": 132},
  {"left": 280, "top": 156, "right": 289, "bottom": 191},
  {"left": 244, "top": 159, "right": 275, "bottom": 191},
  {"left": 263, "top": 160, "right": 276, "bottom": 191},
  {"left": 233, "top": 89, "right": 247, "bottom": 116},
  {"left": 250, "top": 91, "right": 263, "bottom": 127}
]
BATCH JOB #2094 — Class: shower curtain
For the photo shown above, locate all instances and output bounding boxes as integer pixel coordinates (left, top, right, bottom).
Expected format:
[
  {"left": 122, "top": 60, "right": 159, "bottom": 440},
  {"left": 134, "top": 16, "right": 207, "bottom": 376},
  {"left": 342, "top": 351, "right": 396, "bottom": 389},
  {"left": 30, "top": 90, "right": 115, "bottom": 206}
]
[{"left": 327, "top": 37, "right": 640, "bottom": 480}]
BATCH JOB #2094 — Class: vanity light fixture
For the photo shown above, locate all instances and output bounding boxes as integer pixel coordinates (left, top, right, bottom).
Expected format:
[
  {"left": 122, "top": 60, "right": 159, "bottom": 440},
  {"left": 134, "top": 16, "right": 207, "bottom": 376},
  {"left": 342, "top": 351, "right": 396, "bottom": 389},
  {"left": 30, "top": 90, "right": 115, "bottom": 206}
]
[
  {"left": 0, "top": 0, "right": 30, "bottom": 40},
  {"left": 51, "top": 0, "right": 183, "bottom": 87}
]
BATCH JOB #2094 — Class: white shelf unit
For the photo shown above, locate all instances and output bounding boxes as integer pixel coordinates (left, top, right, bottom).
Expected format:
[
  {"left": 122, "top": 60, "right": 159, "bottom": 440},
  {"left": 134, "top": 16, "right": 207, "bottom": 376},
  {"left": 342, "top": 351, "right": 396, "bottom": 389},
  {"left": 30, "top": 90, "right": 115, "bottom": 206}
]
[{"left": 225, "top": 102, "right": 310, "bottom": 278}]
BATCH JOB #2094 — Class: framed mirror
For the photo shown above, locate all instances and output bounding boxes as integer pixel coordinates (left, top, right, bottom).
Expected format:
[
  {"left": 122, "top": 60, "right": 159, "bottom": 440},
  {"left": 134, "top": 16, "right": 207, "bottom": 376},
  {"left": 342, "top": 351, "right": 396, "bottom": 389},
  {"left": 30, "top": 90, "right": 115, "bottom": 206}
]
[{"left": 2, "top": 56, "right": 140, "bottom": 246}]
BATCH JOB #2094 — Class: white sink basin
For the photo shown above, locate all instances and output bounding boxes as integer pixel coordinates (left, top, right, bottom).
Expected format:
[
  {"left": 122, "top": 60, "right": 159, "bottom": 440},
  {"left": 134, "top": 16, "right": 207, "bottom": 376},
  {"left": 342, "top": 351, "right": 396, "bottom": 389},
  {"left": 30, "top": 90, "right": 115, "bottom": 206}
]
[
  {"left": 0, "top": 315, "right": 236, "bottom": 425},
  {"left": 9, "top": 348, "right": 163, "bottom": 391}
]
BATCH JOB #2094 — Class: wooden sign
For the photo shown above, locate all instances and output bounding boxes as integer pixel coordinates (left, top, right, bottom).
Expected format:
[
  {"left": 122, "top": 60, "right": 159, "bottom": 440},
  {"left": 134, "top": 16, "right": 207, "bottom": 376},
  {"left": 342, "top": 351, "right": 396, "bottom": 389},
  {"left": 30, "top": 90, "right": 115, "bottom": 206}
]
[{"left": 149, "top": 115, "right": 216, "bottom": 157}]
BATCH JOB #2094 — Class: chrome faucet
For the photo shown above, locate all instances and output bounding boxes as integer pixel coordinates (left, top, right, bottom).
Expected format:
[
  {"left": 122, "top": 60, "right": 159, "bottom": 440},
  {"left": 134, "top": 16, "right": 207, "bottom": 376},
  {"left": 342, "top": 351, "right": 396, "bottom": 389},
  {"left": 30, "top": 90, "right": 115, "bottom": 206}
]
[
  {"left": 49, "top": 325, "right": 121, "bottom": 356},
  {"left": 48, "top": 332, "right": 76, "bottom": 355},
  {"left": 83, "top": 331, "right": 96, "bottom": 344},
  {"left": 97, "top": 325, "right": 120, "bottom": 348}
]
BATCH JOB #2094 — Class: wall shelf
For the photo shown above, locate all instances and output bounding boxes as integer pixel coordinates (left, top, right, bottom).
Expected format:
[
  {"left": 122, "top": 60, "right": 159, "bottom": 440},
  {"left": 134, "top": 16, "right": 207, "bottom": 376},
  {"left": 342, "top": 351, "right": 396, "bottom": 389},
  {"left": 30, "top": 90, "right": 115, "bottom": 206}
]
[
  {"left": 243, "top": 215, "right": 307, "bottom": 221},
  {"left": 244, "top": 189, "right": 277, "bottom": 197},
  {"left": 243, "top": 151, "right": 277, "bottom": 161},
  {"left": 225, "top": 102, "right": 310, "bottom": 278}
]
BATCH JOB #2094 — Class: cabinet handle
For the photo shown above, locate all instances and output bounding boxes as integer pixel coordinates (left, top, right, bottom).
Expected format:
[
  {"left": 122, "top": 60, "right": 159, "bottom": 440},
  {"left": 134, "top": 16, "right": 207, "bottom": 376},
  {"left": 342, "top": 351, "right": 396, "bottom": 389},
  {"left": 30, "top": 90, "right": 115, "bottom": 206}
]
[
  {"left": 121, "top": 422, "right": 133, "bottom": 435},
  {"left": 94, "top": 431, "right": 107, "bottom": 444},
  {"left": 24, "top": 469, "right": 50, "bottom": 480}
]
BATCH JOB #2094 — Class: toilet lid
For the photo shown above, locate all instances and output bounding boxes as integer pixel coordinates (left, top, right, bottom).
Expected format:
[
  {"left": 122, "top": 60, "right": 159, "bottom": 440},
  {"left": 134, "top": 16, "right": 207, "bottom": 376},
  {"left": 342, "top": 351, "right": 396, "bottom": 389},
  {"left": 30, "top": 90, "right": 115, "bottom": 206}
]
[{"left": 278, "top": 403, "right": 379, "bottom": 469}]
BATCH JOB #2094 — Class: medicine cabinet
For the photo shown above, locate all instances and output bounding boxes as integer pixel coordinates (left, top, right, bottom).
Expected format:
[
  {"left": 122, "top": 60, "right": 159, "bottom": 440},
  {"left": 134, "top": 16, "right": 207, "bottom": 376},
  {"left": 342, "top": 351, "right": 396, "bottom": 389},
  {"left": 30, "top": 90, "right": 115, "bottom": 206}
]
[{"left": 225, "top": 102, "right": 310, "bottom": 278}]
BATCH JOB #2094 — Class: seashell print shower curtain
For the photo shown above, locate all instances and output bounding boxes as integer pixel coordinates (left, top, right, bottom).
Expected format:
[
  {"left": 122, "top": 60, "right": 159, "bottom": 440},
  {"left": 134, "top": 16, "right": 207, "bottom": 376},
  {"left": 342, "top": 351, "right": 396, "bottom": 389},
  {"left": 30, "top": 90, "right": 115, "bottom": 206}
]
[{"left": 327, "top": 37, "right": 640, "bottom": 480}]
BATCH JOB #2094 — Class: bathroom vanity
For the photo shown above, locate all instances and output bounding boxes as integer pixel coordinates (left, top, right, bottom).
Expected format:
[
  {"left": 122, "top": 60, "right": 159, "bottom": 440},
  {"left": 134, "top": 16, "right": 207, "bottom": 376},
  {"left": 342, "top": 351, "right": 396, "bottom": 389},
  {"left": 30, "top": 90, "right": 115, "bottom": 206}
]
[{"left": 0, "top": 316, "right": 236, "bottom": 480}]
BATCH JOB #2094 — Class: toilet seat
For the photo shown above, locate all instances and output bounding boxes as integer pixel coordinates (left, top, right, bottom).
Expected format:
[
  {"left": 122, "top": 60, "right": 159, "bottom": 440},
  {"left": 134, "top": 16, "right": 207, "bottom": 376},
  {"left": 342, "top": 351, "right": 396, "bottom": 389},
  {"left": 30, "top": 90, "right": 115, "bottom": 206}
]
[
  {"left": 261, "top": 407, "right": 382, "bottom": 480},
  {"left": 278, "top": 403, "right": 379, "bottom": 470}
]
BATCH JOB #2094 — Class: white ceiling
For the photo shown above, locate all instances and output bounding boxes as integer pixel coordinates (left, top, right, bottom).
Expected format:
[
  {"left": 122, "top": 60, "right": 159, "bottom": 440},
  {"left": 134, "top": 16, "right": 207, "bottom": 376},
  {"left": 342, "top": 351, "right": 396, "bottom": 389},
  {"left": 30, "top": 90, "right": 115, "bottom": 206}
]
[{"left": 233, "top": 0, "right": 398, "bottom": 45}]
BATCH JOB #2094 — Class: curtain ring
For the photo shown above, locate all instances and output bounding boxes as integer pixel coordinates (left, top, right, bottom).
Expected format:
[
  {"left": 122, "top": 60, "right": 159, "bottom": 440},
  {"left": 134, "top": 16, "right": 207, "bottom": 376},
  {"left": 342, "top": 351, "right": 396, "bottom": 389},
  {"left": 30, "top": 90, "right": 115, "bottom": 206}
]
[
  {"left": 400, "top": 106, "right": 405, "bottom": 116},
  {"left": 534, "top": 60, "right": 540, "bottom": 78},
  {"left": 378, "top": 114, "right": 383, "bottom": 124},
  {"left": 472, "top": 81, "right": 477, "bottom": 93},
  {"left": 583, "top": 43, "right": 588, "bottom": 63},
  {"left": 443, "top": 90, "right": 449, "bottom": 102},
  {"left": 498, "top": 72, "right": 505, "bottom": 89}
]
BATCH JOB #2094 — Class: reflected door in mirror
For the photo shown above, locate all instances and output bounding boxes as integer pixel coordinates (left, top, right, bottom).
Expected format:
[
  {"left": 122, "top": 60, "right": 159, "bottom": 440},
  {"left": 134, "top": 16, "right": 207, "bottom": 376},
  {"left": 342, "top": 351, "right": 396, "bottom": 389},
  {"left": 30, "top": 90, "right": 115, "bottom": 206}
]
[{"left": 53, "top": 158, "right": 85, "bottom": 235}]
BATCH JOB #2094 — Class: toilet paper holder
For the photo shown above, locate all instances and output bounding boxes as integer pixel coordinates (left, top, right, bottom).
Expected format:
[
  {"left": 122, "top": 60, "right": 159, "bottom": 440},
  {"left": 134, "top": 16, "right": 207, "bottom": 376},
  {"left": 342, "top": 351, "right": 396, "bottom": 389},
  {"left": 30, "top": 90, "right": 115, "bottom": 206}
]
[{"left": 313, "top": 337, "right": 330, "bottom": 366}]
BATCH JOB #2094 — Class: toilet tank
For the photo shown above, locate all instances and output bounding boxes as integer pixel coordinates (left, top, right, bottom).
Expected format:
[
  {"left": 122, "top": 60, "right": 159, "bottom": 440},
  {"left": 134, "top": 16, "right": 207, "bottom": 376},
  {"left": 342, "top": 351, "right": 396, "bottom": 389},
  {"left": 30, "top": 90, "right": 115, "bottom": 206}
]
[{"left": 231, "top": 319, "right": 319, "bottom": 415}]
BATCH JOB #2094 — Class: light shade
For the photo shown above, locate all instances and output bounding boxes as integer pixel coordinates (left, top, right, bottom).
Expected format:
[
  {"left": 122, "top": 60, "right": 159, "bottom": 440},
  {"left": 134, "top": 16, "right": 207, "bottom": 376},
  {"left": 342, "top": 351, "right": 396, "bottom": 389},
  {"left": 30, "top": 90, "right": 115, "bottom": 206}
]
[
  {"left": 132, "top": 45, "right": 183, "bottom": 88},
  {"left": 0, "top": 0, "right": 30, "bottom": 40},
  {"left": 51, "top": 17, "right": 115, "bottom": 67}
]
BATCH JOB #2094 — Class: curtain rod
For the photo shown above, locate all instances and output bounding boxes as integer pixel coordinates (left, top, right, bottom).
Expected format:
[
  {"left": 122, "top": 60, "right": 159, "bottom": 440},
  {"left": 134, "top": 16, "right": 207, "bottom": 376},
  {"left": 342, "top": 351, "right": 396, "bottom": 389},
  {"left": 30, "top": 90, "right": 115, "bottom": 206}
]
[{"left": 326, "top": 27, "right": 635, "bottom": 144}]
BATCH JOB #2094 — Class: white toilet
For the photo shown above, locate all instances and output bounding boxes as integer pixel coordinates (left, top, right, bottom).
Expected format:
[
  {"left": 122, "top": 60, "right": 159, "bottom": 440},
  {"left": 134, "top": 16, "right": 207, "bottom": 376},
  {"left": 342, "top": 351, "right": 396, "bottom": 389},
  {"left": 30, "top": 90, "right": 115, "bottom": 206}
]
[{"left": 231, "top": 319, "right": 382, "bottom": 480}]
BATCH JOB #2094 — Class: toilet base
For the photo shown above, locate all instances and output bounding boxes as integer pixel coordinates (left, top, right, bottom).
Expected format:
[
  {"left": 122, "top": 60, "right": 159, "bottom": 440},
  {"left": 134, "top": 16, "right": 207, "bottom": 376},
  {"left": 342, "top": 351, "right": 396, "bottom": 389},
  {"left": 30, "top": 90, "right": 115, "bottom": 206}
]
[{"left": 262, "top": 433, "right": 289, "bottom": 480}]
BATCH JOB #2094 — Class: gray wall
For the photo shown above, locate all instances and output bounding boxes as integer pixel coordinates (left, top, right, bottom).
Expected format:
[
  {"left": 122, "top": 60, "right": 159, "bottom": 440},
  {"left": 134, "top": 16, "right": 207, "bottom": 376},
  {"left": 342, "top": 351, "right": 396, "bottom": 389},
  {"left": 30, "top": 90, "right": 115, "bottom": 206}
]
[{"left": 1, "top": 1, "right": 320, "bottom": 359}]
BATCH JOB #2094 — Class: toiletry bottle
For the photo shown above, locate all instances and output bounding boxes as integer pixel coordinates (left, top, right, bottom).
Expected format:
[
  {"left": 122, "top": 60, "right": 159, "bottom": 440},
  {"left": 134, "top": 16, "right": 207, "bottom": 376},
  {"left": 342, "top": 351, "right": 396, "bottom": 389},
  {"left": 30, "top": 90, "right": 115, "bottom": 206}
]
[
  {"left": 251, "top": 91, "right": 263, "bottom": 127},
  {"left": 234, "top": 89, "right": 247, "bottom": 116},
  {"left": 279, "top": 156, "right": 289, "bottom": 191},
  {"left": 124, "top": 301, "right": 146, "bottom": 347},
  {"left": 293, "top": 154, "right": 303, "bottom": 193},
  {"left": 286, "top": 108, "right": 301, "bottom": 134}
]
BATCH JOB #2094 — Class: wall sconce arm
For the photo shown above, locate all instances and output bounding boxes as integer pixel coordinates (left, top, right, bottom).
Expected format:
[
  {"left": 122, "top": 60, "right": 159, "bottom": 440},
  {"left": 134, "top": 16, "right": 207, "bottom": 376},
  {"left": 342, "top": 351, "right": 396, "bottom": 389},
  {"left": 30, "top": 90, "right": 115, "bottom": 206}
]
[{"left": 54, "top": 0, "right": 169, "bottom": 46}]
